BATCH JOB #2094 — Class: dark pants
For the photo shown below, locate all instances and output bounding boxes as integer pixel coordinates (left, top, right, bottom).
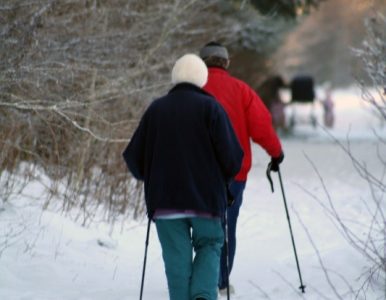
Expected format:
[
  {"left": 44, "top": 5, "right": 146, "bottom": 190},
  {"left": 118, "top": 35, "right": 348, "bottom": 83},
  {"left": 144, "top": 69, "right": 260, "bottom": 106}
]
[{"left": 218, "top": 180, "right": 246, "bottom": 289}]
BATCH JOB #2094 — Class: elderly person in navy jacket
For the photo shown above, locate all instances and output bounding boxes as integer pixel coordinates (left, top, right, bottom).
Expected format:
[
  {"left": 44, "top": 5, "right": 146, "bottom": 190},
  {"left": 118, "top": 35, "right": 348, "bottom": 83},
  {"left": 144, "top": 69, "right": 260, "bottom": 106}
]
[{"left": 123, "top": 54, "right": 243, "bottom": 300}]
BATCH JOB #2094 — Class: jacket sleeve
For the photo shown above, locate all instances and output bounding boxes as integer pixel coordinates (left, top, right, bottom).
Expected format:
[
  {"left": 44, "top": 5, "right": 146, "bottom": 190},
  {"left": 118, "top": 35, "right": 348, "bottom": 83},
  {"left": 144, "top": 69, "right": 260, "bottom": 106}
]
[
  {"left": 210, "top": 104, "right": 244, "bottom": 182},
  {"left": 122, "top": 113, "right": 148, "bottom": 181},
  {"left": 245, "top": 87, "right": 282, "bottom": 158}
]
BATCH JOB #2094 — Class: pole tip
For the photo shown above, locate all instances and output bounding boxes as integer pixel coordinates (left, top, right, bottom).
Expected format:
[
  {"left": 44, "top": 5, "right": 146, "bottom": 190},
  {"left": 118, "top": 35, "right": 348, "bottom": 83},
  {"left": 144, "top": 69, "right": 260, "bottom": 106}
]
[{"left": 299, "top": 285, "right": 306, "bottom": 293}]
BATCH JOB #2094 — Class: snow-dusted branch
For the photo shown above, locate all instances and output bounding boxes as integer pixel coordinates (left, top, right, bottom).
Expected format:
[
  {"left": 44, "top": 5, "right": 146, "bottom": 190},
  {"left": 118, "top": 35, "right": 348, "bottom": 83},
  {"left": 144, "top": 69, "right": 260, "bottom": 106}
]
[
  {"left": 2, "top": 0, "right": 273, "bottom": 223},
  {"left": 298, "top": 14, "right": 386, "bottom": 298},
  {"left": 53, "top": 109, "right": 127, "bottom": 143}
]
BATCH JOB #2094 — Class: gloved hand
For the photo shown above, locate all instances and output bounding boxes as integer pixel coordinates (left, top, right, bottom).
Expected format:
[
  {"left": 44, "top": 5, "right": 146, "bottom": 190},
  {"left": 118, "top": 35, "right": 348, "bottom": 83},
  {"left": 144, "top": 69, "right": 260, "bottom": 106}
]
[{"left": 270, "top": 152, "right": 284, "bottom": 172}]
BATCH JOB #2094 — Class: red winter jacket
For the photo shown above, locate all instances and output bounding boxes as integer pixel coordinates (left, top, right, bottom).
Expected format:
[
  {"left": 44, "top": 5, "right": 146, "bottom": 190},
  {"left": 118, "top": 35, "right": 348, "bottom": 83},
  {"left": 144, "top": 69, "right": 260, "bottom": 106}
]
[{"left": 203, "top": 67, "right": 282, "bottom": 181}]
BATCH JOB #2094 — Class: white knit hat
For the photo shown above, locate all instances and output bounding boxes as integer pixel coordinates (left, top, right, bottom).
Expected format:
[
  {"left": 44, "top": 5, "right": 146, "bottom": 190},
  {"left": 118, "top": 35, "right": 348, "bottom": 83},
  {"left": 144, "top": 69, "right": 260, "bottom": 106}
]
[{"left": 171, "top": 54, "right": 208, "bottom": 88}]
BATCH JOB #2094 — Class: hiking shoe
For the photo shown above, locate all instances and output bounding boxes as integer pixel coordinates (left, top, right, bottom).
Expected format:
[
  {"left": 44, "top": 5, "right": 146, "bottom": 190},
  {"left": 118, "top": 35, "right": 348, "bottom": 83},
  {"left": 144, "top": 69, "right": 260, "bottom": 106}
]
[{"left": 219, "top": 284, "right": 235, "bottom": 296}]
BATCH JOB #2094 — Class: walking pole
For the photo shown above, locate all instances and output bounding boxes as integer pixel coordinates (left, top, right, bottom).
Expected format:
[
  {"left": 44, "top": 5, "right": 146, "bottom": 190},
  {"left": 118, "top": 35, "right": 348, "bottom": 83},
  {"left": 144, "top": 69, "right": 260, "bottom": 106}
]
[
  {"left": 223, "top": 185, "right": 235, "bottom": 300},
  {"left": 267, "top": 164, "right": 306, "bottom": 293},
  {"left": 224, "top": 207, "right": 231, "bottom": 300},
  {"left": 139, "top": 217, "right": 152, "bottom": 300}
]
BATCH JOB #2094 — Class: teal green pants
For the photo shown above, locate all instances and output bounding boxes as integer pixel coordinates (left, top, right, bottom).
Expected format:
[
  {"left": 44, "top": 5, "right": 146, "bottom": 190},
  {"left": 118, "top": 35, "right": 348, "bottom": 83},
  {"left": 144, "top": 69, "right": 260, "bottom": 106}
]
[{"left": 155, "top": 217, "right": 224, "bottom": 300}]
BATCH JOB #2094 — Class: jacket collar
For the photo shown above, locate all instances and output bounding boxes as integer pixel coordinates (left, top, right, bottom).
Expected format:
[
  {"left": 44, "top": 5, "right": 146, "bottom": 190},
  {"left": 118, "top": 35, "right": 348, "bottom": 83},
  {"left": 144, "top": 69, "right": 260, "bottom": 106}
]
[
  {"left": 169, "top": 82, "right": 212, "bottom": 97},
  {"left": 208, "top": 67, "right": 229, "bottom": 75}
]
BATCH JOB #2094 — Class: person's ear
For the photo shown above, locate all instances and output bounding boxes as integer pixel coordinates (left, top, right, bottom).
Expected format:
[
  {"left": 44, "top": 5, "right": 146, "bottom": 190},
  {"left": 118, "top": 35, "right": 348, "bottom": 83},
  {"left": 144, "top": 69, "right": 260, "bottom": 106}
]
[{"left": 225, "top": 60, "right": 230, "bottom": 69}]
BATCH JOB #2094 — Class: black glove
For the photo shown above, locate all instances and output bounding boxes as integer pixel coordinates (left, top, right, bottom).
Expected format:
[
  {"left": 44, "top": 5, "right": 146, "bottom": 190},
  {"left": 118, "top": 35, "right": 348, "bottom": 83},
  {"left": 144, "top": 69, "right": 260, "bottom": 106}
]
[{"left": 270, "top": 152, "right": 284, "bottom": 172}]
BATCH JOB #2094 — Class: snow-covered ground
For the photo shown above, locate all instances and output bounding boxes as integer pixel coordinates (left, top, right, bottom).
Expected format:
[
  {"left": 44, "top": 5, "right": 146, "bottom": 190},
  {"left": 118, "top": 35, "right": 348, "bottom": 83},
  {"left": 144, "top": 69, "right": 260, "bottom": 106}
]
[{"left": 1, "top": 87, "right": 385, "bottom": 300}]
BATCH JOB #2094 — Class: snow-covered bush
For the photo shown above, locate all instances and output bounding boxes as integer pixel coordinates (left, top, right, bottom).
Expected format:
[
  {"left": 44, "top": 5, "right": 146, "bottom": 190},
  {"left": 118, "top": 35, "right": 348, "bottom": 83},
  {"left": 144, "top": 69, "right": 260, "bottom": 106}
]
[
  {"left": 0, "top": 0, "right": 225, "bottom": 222},
  {"left": 317, "top": 12, "right": 386, "bottom": 298},
  {"left": 355, "top": 14, "right": 386, "bottom": 123},
  {"left": 353, "top": 13, "right": 386, "bottom": 297},
  {"left": 0, "top": 0, "right": 307, "bottom": 223}
]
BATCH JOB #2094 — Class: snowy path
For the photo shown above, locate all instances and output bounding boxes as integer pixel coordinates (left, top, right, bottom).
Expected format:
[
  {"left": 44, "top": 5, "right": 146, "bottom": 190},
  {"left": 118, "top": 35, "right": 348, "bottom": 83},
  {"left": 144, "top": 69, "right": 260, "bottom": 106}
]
[{"left": 1, "top": 87, "right": 385, "bottom": 300}]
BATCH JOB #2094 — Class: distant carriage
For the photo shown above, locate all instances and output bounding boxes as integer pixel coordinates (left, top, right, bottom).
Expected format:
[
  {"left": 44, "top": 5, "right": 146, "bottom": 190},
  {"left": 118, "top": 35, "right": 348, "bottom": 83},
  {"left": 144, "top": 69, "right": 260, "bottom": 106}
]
[
  {"left": 258, "top": 74, "right": 318, "bottom": 131},
  {"left": 288, "top": 75, "right": 317, "bottom": 129}
]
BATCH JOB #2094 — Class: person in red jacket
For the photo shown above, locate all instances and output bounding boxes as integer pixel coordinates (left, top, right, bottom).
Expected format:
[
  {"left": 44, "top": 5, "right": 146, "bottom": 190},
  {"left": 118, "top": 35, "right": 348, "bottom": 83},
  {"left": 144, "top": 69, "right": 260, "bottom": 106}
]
[{"left": 199, "top": 42, "right": 284, "bottom": 295}]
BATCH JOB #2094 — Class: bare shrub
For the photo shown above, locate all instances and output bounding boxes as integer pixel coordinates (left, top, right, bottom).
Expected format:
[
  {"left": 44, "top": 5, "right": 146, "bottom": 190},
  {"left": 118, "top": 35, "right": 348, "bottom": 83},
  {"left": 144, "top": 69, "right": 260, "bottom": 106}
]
[
  {"left": 352, "top": 13, "right": 386, "bottom": 298},
  {"left": 1, "top": 0, "right": 297, "bottom": 224},
  {"left": 302, "top": 13, "right": 386, "bottom": 299}
]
